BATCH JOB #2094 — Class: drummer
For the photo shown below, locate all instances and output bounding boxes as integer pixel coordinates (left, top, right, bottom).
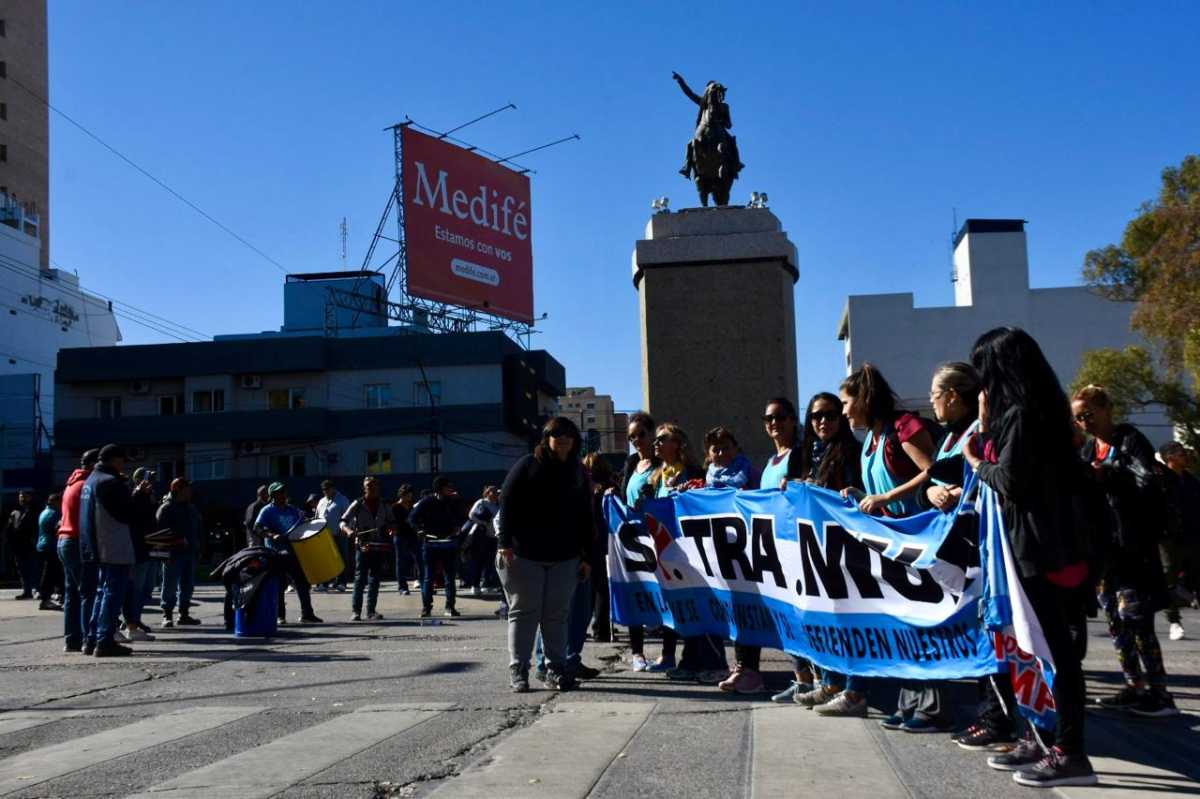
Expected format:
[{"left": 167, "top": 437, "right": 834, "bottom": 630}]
[
  {"left": 341, "top": 476, "right": 393, "bottom": 622},
  {"left": 253, "top": 482, "right": 323, "bottom": 625}
]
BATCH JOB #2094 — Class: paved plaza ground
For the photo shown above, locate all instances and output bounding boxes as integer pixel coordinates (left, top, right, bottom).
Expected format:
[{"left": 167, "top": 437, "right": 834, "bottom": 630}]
[{"left": 0, "top": 584, "right": 1196, "bottom": 798}]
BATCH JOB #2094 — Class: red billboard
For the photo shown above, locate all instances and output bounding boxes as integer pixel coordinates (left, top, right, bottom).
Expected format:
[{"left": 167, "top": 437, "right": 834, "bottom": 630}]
[{"left": 402, "top": 127, "right": 534, "bottom": 324}]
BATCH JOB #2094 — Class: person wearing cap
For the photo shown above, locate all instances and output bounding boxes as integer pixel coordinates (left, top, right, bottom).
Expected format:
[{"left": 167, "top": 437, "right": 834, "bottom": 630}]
[
  {"left": 57, "top": 449, "right": 99, "bottom": 653},
  {"left": 316, "top": 479, "right": 350, "bottom": 592},
  {"left": 79, "top": 444, "right": 136, "bottom": 657},
  {"left": 120, "top": 468, "right": 158, "bottom": 640},
  {"left": 254, "top": 482, "right": 322, "bottom": 624},
  {"left": 156, "top": 477, "right": 204, "bottom": 627},
  {"left": 408, "top": 476, "right": 464, "bottom": 618}
]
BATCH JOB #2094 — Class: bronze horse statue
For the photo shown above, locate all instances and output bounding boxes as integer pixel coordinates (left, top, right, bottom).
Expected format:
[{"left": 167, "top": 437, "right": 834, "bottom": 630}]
[{"left": 674, "top": 72, "right": 743, "bottom": 207}]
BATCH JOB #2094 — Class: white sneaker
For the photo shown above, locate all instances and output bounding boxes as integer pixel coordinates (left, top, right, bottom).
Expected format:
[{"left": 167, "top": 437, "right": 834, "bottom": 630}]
[
  {"left": 286, "top": 586, "right": 295, "bottom": 594},
  {"left": 813, "top": 691, "right": 868, "bottom": 717},
  {"left": 630, "top": 654, "right": 649, "bottom": 672},
  {"left": 125, "top": 627, "right": 156, "bottom": 642},
  {"left": 1169, "top": 622, "right": 1186, "bottom": 641}
]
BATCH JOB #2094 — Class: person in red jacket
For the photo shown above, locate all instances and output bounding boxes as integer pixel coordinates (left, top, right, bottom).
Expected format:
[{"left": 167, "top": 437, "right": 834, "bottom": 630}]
[{"left": 57, "top": 448, "right": 100, "bottom": 653}]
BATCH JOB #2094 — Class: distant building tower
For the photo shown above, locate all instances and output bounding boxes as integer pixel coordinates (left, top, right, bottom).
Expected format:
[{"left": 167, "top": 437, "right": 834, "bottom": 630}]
[
  {"left": 560, "top": 387, "right": 620, "bottom": 453},
  {"left": 0, "top": 1, "right": 50, "bottom": 269}
]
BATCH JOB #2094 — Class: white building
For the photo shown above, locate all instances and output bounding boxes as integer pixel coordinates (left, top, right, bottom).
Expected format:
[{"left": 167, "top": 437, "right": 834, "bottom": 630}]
[
  {"left": 0, "top": 205, "right": 121, "bottom": 466},
  {"left": 837, "top": 218, "right": 1168, "bottom": 441}
]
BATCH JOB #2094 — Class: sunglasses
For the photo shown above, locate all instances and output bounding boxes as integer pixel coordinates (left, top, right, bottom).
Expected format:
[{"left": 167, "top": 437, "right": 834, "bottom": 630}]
[
  {"left": 654, "top": 434, "right": 676, "bottom": 445},
  {"left": 762, "top": 414, "right": 792, "bottom": 424},
  {"left": 810, "top": 410, "right": 840, "bottom": 423}
]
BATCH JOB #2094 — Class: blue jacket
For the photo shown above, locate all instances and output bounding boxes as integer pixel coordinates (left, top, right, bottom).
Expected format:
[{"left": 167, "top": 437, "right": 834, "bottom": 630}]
[
  {"left": 705, "top": 453, "right": 759, "bottom": 490},
  {"left": 37, "top": 508, "right": 60, "bottom": 553}
]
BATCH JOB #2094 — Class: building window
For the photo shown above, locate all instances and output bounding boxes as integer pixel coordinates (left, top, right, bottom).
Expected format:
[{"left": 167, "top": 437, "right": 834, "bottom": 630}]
[
  {"left": 158, "top": 394, "right": 184, "bottom": 415},
  {"left": 0, "top": 103, "right": 7, "bottom": 120},
  {"left": 364, "top": 383, "right": 392, "bottom": 409},
  {"left": 191, "top": 455, "right": 226, "bottom": 481},
  {"left": 586, "top": 416, "right": 596, "bottom": 424},
  {"left": 268, "top": 388, "right": 305, "bottom": 410},
  {"left": 415, "top": 448, "right": 432, "bottom": 473},
  {"left": 0, "top": 20, "right": 6, "bottom": 37},
  {"left": 270, "top": 454, "right": 306, "bottom": 477},
  {"left": 413, "top": 380, "right": 442, "bottom": 406},
  {"left": 0, "top": 144, "right": 7, "bottom": 162},
  {"left": 96, "top": 397, "right": 121, "bottom": 419},
  {"left": 585, "top": 402, "right": 595, "bottom": 409},
  {"left": 0, "top": 62, "right": 6, "bottom": 79},
  {"left": 366, "top": 449, "right": 392, "bottom": 474},
  {"left": 157, "top": 459, "right": 186, "bottom": 483},
  {"left": 192, "top": 389, "right": 225, "bottom": 413}
]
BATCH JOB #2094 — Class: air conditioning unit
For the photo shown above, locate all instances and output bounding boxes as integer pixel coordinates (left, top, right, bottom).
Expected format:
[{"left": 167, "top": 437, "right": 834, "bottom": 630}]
[
  {"left": 129, "top": 380, "right": 151, "bottom": 395},
  {"left": 240, "top": 375, "right": 263, "bottom": 390},
  {"left": 238, "top": 441, "right": 261, "bottom": 456}
]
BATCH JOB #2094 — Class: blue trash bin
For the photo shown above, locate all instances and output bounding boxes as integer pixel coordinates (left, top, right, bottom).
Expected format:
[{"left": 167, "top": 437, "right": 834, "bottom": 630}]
[{"left": 235, "top": 575, "right": 279, "bottom": 637}]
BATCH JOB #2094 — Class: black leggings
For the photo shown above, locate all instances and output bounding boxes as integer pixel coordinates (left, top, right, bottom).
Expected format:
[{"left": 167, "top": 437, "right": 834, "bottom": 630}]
[
  {"left": 629, "top": 625, "right": 678, "bottom": 660},
  {"left": 1021, "top": 574, "right": 1087, "bottom": 755}
]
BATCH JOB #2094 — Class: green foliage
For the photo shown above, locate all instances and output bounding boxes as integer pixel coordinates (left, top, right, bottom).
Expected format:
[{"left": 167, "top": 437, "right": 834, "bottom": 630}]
[{"left": 1079, "top": 155, "right": 1200, "bottom": 447}]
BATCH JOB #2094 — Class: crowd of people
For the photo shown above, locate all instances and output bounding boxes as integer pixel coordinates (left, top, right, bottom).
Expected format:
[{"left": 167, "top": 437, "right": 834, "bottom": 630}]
[
  {"left": 4, "top": 325, "right": 1197, "bottom": 790},
  {"left": 488, "top": 325, "right": 1196, "bottom": 790}
]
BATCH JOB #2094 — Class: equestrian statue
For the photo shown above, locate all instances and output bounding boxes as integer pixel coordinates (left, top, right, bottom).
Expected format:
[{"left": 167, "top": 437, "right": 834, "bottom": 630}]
[{"left": 673, "top": 71, "right": 744, "bottom": 207}]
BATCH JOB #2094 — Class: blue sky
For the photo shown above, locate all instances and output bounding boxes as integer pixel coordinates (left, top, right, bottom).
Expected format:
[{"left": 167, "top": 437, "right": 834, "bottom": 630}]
[{"left": 49, "top": 2, "right": 1200, "bottom": 412}]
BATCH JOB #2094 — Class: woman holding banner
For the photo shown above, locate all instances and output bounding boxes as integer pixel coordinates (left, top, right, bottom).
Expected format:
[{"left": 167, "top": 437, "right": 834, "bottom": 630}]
[
  {"left": 790, "top": 393, "right": 864, "bottom": 708},
  {"left": 719, "top": 398, "right": 815, "bottom": 696},
  {"left": 965, "top": 327, "right": 1097, "bottom": 788},
  {"left": 649, "top": 423, "right": 726, "bottom": 680},
  {"left": 616, "top": 412, "right": 660, "bottom": 673},
  {"left": 815, "top": 366, "right": 937, "bottom": 719}
]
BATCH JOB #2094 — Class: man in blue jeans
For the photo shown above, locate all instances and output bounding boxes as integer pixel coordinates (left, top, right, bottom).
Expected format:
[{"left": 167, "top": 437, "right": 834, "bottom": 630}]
[
  {"left": 56, "top": 449, "right": 99, "bottom": 653},
  {"left": 79, "top": 444, "right": 136, "bottom": 657},
  {"left": 158, "top": 478, "right": 204, "bottom": 627},
  {"left": 408, "top": 477, "right": 463, "bottom": 618}
]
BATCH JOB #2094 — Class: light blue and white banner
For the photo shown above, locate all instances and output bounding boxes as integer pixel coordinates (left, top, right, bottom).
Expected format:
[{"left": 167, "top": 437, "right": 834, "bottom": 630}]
[{"left": 605, "top": 483, "right": 997, "bottom": 680}]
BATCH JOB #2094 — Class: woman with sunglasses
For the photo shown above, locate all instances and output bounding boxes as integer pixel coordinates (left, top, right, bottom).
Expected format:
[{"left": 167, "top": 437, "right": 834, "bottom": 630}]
[
  {"left": 877, "top": 364, "right": 981, "bottom": 735},
  {"left": 963, "top": 327, "right": 1096, "bottom": 787},
  {"left": 814, "top": 366, "right": 936, "bottom": 718},
  {"left": 616, "top": 412, "right": 660, "bottom": 672},
  {"left": 497, "top": 417, "right": 594, "bottom": 693},
  {"left": 719, "top": 397, "right": 812, "bottom": 695},
  {"left": 646, "top": 423, "right": 712, "bottom": 676},
  {"left": 1071, "top": 385, "right": 1176, "bottom": 718},
  {"left": 791, "top": 393, "right": 863, "bottom": 708}
]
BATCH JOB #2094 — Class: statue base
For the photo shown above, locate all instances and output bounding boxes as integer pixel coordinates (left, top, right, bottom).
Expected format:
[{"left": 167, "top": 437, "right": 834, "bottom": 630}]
[{"left": 632, "top": 206, "right": 799, "bottom": 467}]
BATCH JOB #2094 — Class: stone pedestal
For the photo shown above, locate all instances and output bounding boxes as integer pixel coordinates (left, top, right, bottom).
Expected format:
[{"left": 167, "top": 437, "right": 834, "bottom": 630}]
[{"left": 633, "top": 207, "right": 799, "bottom": 468}]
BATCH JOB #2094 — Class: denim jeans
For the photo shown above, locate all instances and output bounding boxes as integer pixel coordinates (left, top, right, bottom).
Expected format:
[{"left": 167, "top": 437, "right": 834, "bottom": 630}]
[
  {"left": 58, "top": 538, "right": 95, "bottom": 647},
  {"left": 352, "top": 549, "right": 386, "bottom": 615},
  {"left": 89, "top": 564, "right": 129, "bottom": 645},
  {"left": 394, "top": 536, "right": 417, "bottom": 591},
  {"left": 124, "top": 561, "right": 157, "bottom": 627},
  {"left": 160, "top": 552, "right": 195, "bottom": 615},
  {"left": 12, "top": 551, "right": 38, "bottom": 595},
  {"left": 421, "top": 543, "right": 457, "bottom": 611}
]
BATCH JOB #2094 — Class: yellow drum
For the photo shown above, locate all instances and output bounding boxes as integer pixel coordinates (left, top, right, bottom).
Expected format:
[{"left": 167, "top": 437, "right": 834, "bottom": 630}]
[{"left": 287, "top": 520, "right": 345, "bottom": 586}]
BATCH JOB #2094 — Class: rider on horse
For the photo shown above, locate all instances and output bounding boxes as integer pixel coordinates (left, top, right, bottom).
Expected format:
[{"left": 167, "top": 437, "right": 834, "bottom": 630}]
[{"left": 673, "top": 72, "right": 743, "bottom": 180}]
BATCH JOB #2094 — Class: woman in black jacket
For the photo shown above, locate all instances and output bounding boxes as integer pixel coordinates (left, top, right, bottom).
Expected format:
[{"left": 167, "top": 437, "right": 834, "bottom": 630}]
[
  {"left": 1072, "top": 385, "right": 1176, "bottom": 717},
  {"left": 497, "top": 417, "right": 593, "bottom": 693},
  {"left": 964, "top": 327, "right": 1097, "bottom": 788}
]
